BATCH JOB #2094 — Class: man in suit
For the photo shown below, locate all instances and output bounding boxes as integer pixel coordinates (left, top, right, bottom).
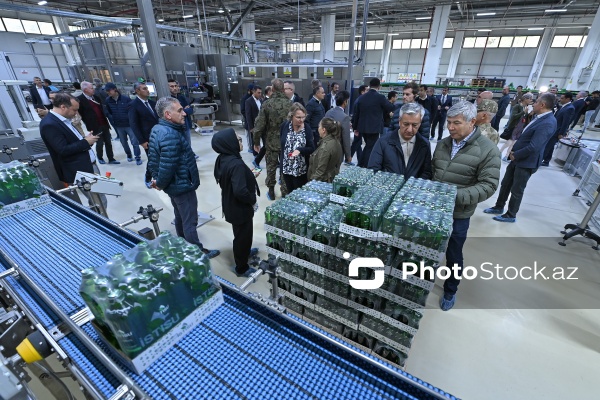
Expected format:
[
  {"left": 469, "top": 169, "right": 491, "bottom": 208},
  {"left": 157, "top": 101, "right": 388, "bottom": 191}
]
[
  {"left": 129, "top": 82, "right": 159, "bottom": 187},
  {"left": 284, "top": 81, "right": 305, "bottom": 106},
  {"left": 245, "top": 85, "right": 263, "bottom": 168},
  {"left": 77, "top": 81, "right": 119, "bottom": 165},
  {"left": 40, "top": 93, "right": 107, "bottom": 211},
  {"left": 570, "top": 91, "right": 588, "bottom": 129},
  {"left": 30, "top": 76, "right": 53, "bottom": 111},
  {"left": 368, "top": 103, "right": 432, "bottom": 179},
  {"left": 240, "top": 84, "right": 254, "bottom": 151},
  {"left": 484, "top": 93, "right": 557, "bottom": 223},
  {"left": 427, "top": 87, "right": 440, "bottom": 136},
  {"left": 350, "top": 85, "right": 368, "bottom": 163},
  {"left": 325, "top": 90, "right": 353, "bottom": 166},
  {"left": 432, "top": 87, "right": 453, "bottom": 141},
  {"left": 542, "top": 92, "right": 575, "bottom": 166},
  {"left": 323, "top": 82, "right": 339, "bottom": 112},
  {"left": 491, "top": 86, "right": 511, "bottom": 131},
  {"left": 416, "top": 85, "right": 433, "bottom": 118},
  {"left": 354, "top": 78, "right": 395, "bottom": 167},
  {"left": 390, "top": 82, "right": 430, "bottom": 139},
  {"left": 305, "top": 86, "right": 326, "bottom": 145}
]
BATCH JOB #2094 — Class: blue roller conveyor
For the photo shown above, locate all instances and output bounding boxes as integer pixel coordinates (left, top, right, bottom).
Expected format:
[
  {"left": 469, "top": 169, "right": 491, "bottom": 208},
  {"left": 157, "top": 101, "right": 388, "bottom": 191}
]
[{"left": 0, "top": 189, "right": 457, "bottom": 400}]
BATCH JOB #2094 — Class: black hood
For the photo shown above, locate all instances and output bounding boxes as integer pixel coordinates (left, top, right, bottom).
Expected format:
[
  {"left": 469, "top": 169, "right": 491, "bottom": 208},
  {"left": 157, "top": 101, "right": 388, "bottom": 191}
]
[{"left": 212, "top": 128, "right": 241, "bottom": 184}]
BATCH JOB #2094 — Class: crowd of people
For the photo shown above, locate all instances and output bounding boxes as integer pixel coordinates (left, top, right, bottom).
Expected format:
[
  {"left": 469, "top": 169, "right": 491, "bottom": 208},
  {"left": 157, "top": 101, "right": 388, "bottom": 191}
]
[{"left": 36, "top": 75, "right": 586, "bottom": 309}]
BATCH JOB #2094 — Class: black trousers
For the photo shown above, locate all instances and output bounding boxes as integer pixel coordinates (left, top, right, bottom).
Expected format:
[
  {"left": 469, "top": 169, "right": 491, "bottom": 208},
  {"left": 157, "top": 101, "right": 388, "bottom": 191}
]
[
  {"left": 494, "top": 161, "right": 536, "bottom": 218},
  {"left": 359, "top": 132, "right": 379, "bottom": 167},
  {"left": 95, "top": 125, "right": 115, "bottom": 161},
  {"left": 431, "top": 113, "right": 447, "bottom": 140},
  {"left": 233, "top": 220, "right": 253, "bottom": 274},
  {"left": 143, "top": 147, "right": 152, "bottom": 183},
  {"left": 283, "top": 174, "right": 307, "bottom": 195}
]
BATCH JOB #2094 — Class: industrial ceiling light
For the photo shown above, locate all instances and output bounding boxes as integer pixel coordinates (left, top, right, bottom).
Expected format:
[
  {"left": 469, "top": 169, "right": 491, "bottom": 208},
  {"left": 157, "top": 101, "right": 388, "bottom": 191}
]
[
  {"left": 218, "top": 9, "right": 224, "bottom": 13},
  {"left": 158, "top": 19, "right": 164, "bottom": 22},
  {"left": 268, "top": 39, "right": 276, "bottom": 42},
  {"left": 388, "top": 33, "right": 399, "bottom": 36},
  {"left": 476, "top": 12, "right": 496, "bottom": 16},
  {"left": 545, "top": 9, "right": 567, "bottom": 13},
  {"left": 478, "top": 29, "right": 492, "bottom": 32},
  {"left": 182, "top": 14, "right": 194, "bottom": 19},
  {"left": 37, "top": 1, "right": 47, "bottom": 5},
  {"left": 222, "top": 31, "right": 228, "bottom": 34},
  {"left": 283, "top": 27, "right": 294, "bottom": 30},
  {"left": 255, "top": 29, "right": 260, "bottom": 32},
  {"left": 415, "top": 17, "right": 431, "bottom": 20},
  {"left": 528, "top": 27, "right": 544, "bottom": 30}
]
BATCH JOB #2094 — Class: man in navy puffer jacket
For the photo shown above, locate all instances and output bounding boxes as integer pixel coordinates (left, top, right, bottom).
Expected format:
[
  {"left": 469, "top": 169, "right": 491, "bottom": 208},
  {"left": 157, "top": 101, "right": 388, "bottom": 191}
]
[{"left": 148, "top": 97, "right": 220, "bottom": 259}]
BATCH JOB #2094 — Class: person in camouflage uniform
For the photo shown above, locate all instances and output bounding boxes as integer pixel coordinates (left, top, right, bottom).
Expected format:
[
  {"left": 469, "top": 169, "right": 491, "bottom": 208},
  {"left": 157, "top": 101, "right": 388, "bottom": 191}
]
[
  {"left": 253, "top": 78, "right": 291, "bottom": 200},
  {"left": 475, "top": 99, "right": 499, "bottom": 144}
]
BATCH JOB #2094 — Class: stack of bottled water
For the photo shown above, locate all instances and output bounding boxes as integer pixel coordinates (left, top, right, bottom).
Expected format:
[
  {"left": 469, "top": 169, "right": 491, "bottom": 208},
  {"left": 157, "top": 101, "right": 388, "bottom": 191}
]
[
  {"left": 0, "top": 161, "right": 46, "bottom": 208},
  {"left": 265, "top": 199, "right": 320, "bottom": 237},
  {"left": 381, "top": 178, "right": 456, "bottom": 252},
  {"left": 332, "top": 167, "right": 374, "bottom": 197},
  {"left": 343, "top": 187, "right": 396, "bottom": 231},
  {"left": 303, "top": 180, "right": 334, "bottom": 195},
  {"left": 366, "top": 171, "right": 405, "bottom": 193},
  {"left": 286, "top": 189, "right": 330, "bottom": 210},
  {"left": 79, "top": 232, "right": 219, "bottom": 358},
  {"left": 306, "top": 204, "right": 344, "bottom": 246}
]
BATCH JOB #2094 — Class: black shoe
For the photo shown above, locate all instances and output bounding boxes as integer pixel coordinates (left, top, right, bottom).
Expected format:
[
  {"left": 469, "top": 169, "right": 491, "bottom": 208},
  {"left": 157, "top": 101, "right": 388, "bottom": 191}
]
[
  {"left": 267, "top": 188, "right": 275, "bottom": 201},
  {"left": 235, "top": 267, "right": 257, "bottom": 278},
  {"left": 541, "top": 161, "right": 549, "bottom": 167}
]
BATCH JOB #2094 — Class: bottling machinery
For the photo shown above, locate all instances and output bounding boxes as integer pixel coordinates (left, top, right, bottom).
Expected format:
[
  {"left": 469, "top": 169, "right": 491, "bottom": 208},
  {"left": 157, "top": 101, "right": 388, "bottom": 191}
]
[{"left": 0, "top": 188, "right": 456, "bottom": 400}]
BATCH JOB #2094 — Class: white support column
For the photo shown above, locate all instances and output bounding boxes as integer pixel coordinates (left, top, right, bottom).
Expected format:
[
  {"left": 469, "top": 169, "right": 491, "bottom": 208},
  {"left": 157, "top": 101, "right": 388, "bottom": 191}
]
[
  {"left": 421, "top": 5, "right": 451, "bottom": 84},
  {"left": 51, "top": 17, "right": 76, "bottom": 66},
  {"left": 242, "top": 18, "right": 256, "bottom": 62},
  {"left": 320, "top": 14, "right": 335, "bottom": 62},
  {"left": 566, "top": 4, "right": 600, "bottom": 90},
  {"left": 380, "top": 32, "right": 393, "bottom": 81},
  {"left": 446, "top": 31, "right": 464, "bottom": 79},
  {"left": 526, "top": 20, "right": 558, "bottom": 89}
]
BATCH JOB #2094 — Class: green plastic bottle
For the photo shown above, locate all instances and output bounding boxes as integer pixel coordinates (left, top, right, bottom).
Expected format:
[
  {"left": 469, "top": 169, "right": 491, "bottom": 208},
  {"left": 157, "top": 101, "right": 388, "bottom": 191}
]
[{"left": 104, "top": 289, "right": 145, "bottom": 357}]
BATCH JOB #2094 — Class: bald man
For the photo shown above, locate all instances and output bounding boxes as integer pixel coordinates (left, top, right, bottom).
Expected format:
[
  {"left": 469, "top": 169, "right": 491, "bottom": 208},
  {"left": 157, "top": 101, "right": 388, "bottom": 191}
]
[{"left": 477, "top": 91, "right": 493, "bottom": 105}]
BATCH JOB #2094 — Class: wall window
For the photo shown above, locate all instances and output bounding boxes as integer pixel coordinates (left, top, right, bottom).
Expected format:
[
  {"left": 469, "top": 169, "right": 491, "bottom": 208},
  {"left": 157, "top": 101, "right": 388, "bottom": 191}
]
[
  {"left": 512, "top": 36, "right": 527, "bottom": 47},
  {"left": 21, "top": 20, "right": 40, "bottom": 34},
  {"left": 366, "top": 40, "right": 384, "bottom": 50},
  {"left": 411, "top": 38, "right": 422, "bottom": 48},
  {"left": 463, "top": 37, "right": 476, "bottom": 48},
  {"left": 524, "top": 36, "right": 540, "bottom": 47},
  {"left": 474, "top": 37, "right": 487, "bottom": 48},
  {"left": 443, "top": 38, "right": 454, "bottom": 48},
  {"left": 38, "top": 22, "right": 56, "bottom": 35},
  {"left": 306, "top": 42, "right": 321, "bottom": 51},
  {"left": 3, "top": 18, "right": 24, "bottom": 33},
  {"left": 486, "top": 37, "right": 500, "bottom": 48},
  {"left": 499, "top": 36, "right": 513, "bottom": 47},
  {"left": 392, "top": 39, "right": 412, "bottom": 49},
  {"left": 552, "top": 35, "right": 587, "bottom": 48},
  {"left": 335, "top": 41, "right": 348, "bottom": 51}
]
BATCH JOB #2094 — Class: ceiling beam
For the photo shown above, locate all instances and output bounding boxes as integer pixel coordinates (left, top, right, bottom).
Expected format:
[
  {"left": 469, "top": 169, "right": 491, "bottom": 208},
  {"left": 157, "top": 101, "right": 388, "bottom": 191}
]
[{"left": 227, "top": 0, "right": 255, "bottom": 37}]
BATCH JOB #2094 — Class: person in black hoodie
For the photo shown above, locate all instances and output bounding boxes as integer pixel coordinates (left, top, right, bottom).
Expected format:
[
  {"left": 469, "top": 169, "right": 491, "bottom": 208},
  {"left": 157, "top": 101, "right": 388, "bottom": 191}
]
[{"left": 212, "top": 128, "right": 261, "bottom": 277}]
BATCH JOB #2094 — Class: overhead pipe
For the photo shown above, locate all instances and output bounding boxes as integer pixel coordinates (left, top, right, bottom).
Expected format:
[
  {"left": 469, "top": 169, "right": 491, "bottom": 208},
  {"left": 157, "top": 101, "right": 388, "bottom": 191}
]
[
  {"left": 345, "top": 0, "right": 359, "bottom": 116},
  {"left": 358, "top": 0, "right": 370, "bottom": 63}
]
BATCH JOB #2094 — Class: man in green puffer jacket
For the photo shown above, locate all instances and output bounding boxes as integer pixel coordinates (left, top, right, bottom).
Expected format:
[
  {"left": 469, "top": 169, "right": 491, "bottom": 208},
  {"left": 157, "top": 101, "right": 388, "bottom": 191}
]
[
  {"left": 148, "top": 97, "right": 220, "bottom": 259},
  {"left": 432, "top": 101, "right": 501, "bottom": 311}
]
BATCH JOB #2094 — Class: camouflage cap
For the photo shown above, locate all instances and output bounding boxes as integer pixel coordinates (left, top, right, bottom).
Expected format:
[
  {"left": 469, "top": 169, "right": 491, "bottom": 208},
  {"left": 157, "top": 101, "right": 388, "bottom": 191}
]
[{"left": 478, "top": 99, "right": 498, "bottom": 113}]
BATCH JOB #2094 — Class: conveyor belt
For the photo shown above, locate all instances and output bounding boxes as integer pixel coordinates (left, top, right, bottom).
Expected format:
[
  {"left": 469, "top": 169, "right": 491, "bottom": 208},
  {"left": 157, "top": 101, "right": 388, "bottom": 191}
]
[{"left": 0, "top": 192, "right": 456, "bottom": 400}]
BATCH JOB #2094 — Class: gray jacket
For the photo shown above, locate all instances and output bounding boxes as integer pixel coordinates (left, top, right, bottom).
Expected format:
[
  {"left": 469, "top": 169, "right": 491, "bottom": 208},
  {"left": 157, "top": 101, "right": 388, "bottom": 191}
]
[
  {"left": 432, "top": 128, "right": 501, "bottom": 219},
  {"left": 324, "top": 106, "right": 351, "bottom": 161}
]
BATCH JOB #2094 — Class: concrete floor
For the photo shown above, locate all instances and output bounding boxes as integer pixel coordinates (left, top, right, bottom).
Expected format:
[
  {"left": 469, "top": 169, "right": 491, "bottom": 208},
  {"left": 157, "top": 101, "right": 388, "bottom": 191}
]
[{"left": 25, "top": 115, "right": 600, "bottom": 399}]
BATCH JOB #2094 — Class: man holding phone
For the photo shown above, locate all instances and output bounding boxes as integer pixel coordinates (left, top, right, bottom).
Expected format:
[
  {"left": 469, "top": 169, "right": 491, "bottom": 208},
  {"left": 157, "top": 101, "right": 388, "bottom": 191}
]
[{"left": 40, "top": 93, "right": 107, "bottom": 210}]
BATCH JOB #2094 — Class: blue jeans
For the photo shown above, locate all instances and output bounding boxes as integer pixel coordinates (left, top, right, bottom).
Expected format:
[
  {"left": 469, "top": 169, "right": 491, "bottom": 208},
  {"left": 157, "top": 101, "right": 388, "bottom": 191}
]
[
  {"left": 114, "top": 126, "right": 141, "bottom": 159},
  {"left": 442, "top": 218, "right": 471, "bottom": 296},
  {"left": 170, "top": 190, "right": 203, "bottom": 249}
]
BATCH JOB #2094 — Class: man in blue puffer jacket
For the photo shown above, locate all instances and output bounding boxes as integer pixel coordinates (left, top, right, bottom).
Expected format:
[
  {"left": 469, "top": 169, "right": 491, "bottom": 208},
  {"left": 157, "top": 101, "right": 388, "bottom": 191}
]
[
  {"left": 148, "top": 96, "right": 220, "bottom": 259},
  {"left": 389, "top": 82, "right": 430, "bottom": 139}
]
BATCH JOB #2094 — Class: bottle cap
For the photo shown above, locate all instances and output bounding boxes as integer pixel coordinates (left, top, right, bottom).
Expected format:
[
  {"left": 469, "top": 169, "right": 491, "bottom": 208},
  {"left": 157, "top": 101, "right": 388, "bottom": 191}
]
[{"left": 105, "top": 172, "right": 112, "bottom": 178}]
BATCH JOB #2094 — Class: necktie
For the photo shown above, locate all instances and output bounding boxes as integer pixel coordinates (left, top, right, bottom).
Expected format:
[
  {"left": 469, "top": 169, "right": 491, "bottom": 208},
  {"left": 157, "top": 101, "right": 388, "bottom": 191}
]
[
  {"left": 442, "top": 95, "right": 446, "bottom": 104},
  {"left": 145, "top": 101, "right": 154, "bottom": 114}
]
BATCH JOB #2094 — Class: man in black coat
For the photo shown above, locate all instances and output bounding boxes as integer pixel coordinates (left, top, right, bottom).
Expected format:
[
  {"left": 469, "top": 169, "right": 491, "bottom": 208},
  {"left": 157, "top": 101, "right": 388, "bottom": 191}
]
[
  {"left": 432, "top": 86, "right": 453, "bottom": 140},
  {"left": 245, "top": 85, "right": 263, "bottom": 166},
  {"left": 491, "top": 86, "right": 511, "bottom": 131},
  {"left": 30, "top": 76, "right": 53, "bottom": 111},
  {"left": 353, "top": 78, "right": 395, "bottom": 167},
  {"left": 570, "top": 91, "right": 588, "bottom": 129},
  {"left": 40, "top": 93, "right": 99, "bottom": 185},
  {"left": 212, "top": 128, "right": 260, "bottom": 277},
  {"left": 129, "top": 82, "right": 159, "bottom": 187},
  {"left": 368, "top": 103, "right": 432, "bottom": 179},
  {"left": 427, "top": 87, "right": 440, "bottom": 135},
  {"left": 77, "top": 81, "right": 119, "bottom": 165},
  {"left": 323, "top": 82, "right": 340, "bottom": 112},
  {"left": 350, "top": 85, "right": 368, "bottom": 162},
  {"left": 305, "top": 86, "right": 326, "bottom": 145},
  {"left": 542, "top": 92, "right": 575, "bottom": 166}
]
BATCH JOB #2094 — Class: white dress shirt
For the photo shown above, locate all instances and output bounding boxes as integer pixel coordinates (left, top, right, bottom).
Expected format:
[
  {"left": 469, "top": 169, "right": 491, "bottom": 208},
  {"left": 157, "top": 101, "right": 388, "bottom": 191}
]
[
  {"left": 254, "top": 96, "right": 261, "bottom": 111},
  {"left": 399, "top": 135, "right": 416, "bottom": 166},
  {"left": 37, "top": 87, "right": 51, "bottom": 106}
]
